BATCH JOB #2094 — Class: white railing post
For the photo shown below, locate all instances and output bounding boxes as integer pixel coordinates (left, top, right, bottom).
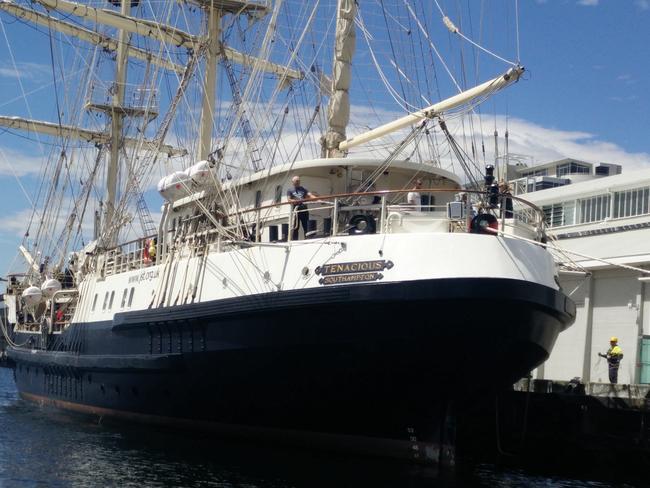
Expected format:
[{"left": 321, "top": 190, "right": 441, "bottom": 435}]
[
  {"left": 332, "top": 198, "right": 339, "bottom": 236},
  {"left": 380, "top": 194, "right": 387, "bottom": 234},
  {"left": 465, "top": 194, "right": 472, "bottom": 232},
  {"left": 288, "top": 205, "right": 294, "bottom": 242}
]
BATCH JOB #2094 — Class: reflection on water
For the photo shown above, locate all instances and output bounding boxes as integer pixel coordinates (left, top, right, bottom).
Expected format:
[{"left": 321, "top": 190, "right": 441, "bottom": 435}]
[{"left": 0, "top": 368, "right": 641, "bottom": 488}]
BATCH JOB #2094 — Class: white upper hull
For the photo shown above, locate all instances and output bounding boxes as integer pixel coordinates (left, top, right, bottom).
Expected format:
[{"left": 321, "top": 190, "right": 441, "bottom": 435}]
[{"left": 74, "top": 232, "right": 558, "bottom": 325}]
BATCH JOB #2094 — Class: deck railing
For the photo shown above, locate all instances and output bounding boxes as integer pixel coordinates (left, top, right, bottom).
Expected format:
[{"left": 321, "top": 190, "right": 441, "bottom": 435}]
[
  {"left": 97, "top": 188, "right": 546, "bottom": 276},
  {"left": 231, "top": 188, "right": 547, "bottom": 243}
]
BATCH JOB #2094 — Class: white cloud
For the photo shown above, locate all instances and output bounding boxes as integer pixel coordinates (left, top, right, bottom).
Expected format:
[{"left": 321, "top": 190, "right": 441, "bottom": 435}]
[
  {"left": 0, "top": 147, "right": 46, "bottom": 177},
  {"left": 0, "top": 62, "right": 51, "bottom": 81},
  {"left": 342, "top": 113, "right": 650, "bottom": 173},
  {"left": 0, "top": 208, "right": 36, "bottom": 236},
  {"left": 636, "top": 0, "right": 650, "bottom": 10},
  {"left": 577, "top": 0, "right": 599, "bottom": 5},
  {"left": 471, "top": 115, "right": 650, "bottom": 171},
  {"left": 609, "top": 95, "right": 638, "bottom": 102}
]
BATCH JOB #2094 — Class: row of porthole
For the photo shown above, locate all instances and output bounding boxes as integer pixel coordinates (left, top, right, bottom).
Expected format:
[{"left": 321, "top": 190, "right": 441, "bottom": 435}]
[{"left": 91, "top": 287, "right": 136, "bottom": 313}]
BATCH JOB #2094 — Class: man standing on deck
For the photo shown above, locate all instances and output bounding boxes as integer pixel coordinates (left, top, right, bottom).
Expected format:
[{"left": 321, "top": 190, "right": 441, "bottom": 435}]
[
  {"left": 407, "top": 179, "right": 423, "bottom": 212},
  {"left": 599, "top": 337, "right": 624, "bottom": 384},
  {"left": 287, "top": 176, "right": 317, "bottom": 240}
]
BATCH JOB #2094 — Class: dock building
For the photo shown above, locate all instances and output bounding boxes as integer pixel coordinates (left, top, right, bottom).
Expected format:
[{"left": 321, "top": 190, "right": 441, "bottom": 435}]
[{"left": 510, "top": 159, "right": 650, "bottom": 385}]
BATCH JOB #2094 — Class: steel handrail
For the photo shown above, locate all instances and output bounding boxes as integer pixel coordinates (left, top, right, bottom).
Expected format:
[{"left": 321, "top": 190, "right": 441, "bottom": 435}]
[{"left": 229, "top": 187, "right": 544, "bottom": 218}]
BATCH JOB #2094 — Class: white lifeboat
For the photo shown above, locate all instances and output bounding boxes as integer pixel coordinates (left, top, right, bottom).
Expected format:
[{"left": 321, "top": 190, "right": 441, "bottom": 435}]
[
  {"left": 22, "top": 286, "right": 43, "bottom": 307},
  {"left": 158, "top": 171, "right": 191, "bottom": 201},
  {"left": 187, "top": 161, "right": 212, "bottom": 186},
  {"left": 157, "top": 174, "right": 172, "bottom": 200},
  {"left": 41, "top": 278, "right": 62, "bottom": 298}
]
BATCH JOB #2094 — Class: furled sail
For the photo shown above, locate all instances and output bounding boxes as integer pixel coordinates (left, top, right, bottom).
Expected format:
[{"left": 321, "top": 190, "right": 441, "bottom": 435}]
[{"left": 322, "top": 0, "right": 356, "bottom": 159}]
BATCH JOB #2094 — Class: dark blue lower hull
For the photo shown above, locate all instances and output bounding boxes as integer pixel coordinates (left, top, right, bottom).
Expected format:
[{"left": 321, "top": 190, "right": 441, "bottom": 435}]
[{"left": 9, "top": 278, "right": 575, "bottom": 463}]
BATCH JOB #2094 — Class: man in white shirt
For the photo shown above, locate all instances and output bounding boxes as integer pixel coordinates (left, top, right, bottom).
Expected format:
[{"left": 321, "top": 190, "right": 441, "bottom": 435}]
[{"left": 407, "top": 179, "right": 423, "bottom": 211}]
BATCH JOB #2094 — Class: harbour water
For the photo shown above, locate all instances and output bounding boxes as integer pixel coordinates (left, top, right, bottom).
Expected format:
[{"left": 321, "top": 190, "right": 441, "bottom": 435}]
[{"left": 0, "top": 367, "right": 642, "bottom": 488}]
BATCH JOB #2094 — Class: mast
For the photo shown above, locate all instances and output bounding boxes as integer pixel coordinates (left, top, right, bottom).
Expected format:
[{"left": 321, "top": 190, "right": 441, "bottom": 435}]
[
  {"left": 322, "top": 0, "right": 357, "bottom": 159},
  {"left": 105, "top": 0, "right": 131, "bottom": 234},
  {"left": 199, "top": 5, "right": 222, "bottom": 161}
]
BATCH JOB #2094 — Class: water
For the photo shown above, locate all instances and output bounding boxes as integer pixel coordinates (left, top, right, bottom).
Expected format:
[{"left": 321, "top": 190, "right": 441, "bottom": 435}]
[{"left": 0, "top": 367, "right": 642, "bottom": 488}]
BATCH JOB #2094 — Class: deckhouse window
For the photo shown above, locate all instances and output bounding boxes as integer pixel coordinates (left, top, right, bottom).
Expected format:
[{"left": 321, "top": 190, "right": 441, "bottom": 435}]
[
  {"left": 108, "top": 291, "right": 115, "bottom": 310},
  {"left": 274, "top": 185, "right": 283, "bottom": 203},
  {"left": 255, "top": 190, "right": 262, "bottom": 208},
  {"left": 91, "top": 294, "right": 98, "bottom": 312},
  {"left": 120, "top": 289, "right": 128, "bottom": 308},
  {"left": 128, "top": 287, "right": 135, "bottom": 308},
  {"left": 102, "top": 292, "right": 109, "bottom": 311}
]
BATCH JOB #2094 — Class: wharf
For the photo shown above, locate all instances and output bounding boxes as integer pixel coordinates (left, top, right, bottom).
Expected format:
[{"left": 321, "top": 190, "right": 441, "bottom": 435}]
[{"left": 457, "top": 378, "right": 650, "bottom": 470}]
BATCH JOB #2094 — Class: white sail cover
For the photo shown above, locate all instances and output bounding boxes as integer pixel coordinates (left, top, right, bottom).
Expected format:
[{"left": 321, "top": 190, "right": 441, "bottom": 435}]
[{"left": 323, "top": 0, "right": 356, "bottom": 158}]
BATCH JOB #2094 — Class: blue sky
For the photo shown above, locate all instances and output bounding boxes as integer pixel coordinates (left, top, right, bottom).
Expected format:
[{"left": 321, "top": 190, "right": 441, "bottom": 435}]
[{"left": 0, "top": 0, "right": 650, "bottom": 281}]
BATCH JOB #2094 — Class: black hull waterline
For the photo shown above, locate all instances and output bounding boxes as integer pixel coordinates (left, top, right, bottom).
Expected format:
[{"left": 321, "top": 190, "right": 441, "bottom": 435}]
[{"left": 9, "top": 277, "right": 575, "bottom": 463}]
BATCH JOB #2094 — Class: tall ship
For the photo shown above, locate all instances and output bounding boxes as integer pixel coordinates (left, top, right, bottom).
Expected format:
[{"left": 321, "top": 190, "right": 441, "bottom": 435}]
[{"left": 0, "top": 0, "right": 574, "bottom": 464}]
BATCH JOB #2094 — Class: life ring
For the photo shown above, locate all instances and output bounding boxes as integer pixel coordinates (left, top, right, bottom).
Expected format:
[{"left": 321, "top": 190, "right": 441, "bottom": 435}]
[
  {"left": 470, "top": 214, "right": 498, "bottom": 234},
  {"left": 348, "top": 214, "right": 376, "bottom": 235}
]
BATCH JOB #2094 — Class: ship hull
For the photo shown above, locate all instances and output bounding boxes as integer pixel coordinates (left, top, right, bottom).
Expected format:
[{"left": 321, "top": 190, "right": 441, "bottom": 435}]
[{"left": 9, "top": 277, "right": 574, "bottom": 464}]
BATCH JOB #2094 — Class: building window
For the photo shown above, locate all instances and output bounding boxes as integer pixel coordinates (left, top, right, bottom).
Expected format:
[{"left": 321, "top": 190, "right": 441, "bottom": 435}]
[
  {"left": 521, "top": 169, "right": 548, "bottom": 178},
  {"left": 91, "top": 294, "right": 98, "bottom": 312},
  {"left": 578, "top": 194, "right": 610, "bottom": 224},
  {"left": 556, "top": 162, "right": 590, "bottom": 177},
  {"left": 128, "top": 287, "right": 135, "bottom": 308},
  {"left": 543, "top": 201, "right": 575, "bottom": 228},
  {"left": 120, "top": 289, "right": 128, "bottom": 308},
  {"left": 613, "top": 187, "right": 650, "bottom": 218}
]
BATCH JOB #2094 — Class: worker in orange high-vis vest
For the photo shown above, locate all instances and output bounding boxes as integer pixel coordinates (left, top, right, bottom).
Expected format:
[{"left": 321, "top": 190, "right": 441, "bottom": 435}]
[{"left": 598, "top": 337, "right": 624, "bottom": 384}]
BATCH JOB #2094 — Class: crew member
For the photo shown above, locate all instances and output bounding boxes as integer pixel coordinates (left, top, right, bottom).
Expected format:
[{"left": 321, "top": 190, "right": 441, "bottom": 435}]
[
  {"left": 287, "top": 176, "right": 316, "bottom": 240},
  {"left": 598, "top": 336, "right": 624, "bottom": 384},
  {"left": 499, "top": 180, "right": 514, "bottom": 218},
  {"left": 55, "top": 306, "right": 64, "bottom": 324},
  {"left": 148, "top": 239, "right": 157, "bottom": 263},
  {"left": 407, "top": 179, "right": 423, "bottom": 211}
]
